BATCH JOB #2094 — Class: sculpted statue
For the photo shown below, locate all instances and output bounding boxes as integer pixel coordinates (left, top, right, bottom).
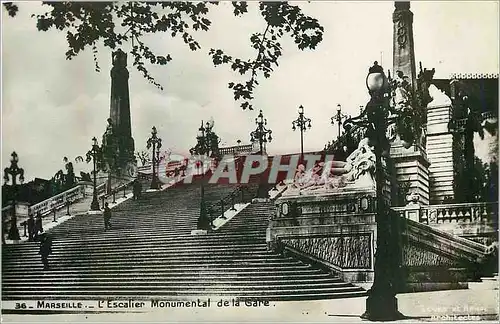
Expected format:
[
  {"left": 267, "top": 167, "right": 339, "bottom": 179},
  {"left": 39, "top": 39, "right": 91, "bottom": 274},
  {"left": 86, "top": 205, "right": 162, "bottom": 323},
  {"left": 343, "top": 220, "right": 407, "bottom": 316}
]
[
  {"left": 286, "top": 138, "right": 376, "bottom": 195},
  {"left": 393, "top": 70, "right": 411, "bottom": 111},
  {"left": 102, "top": 118, "right": 114, "bottom": 148}
]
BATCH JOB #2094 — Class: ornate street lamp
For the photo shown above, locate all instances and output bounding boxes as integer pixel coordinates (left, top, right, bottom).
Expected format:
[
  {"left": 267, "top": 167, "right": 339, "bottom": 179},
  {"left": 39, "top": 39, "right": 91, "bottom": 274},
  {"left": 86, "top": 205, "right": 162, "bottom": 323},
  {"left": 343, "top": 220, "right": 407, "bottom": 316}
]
[
  {"left": 86, "top": 137, "right": 102, "bottom": 211},
  {"left": 344, "top": 61, "right": 428, "bottom": 321},
  {"left": 250, "top": 110, "right": 273, "bottom": 154},
  {"left": 4, "top": 151, "right": 24, "bottom": 241},
  {"left": 330, "top": 104, "right": 350, "bottom": 140},
  {"left": 190, "top": 120, "right": 217, "bottom": 230},
  {"left": 146, "top": 126, "right": 162, "bottom": 190},
  {"left": 292, "top": 105, "right": 312, "bottom": 160}
]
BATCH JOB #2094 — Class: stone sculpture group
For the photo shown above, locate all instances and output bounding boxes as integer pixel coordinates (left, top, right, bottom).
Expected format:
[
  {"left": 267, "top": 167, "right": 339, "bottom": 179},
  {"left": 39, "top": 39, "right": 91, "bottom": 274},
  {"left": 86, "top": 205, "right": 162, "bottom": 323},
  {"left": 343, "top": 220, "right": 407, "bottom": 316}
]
[{"left": 285, "top": 138, "right": 377, "bottom": 195}]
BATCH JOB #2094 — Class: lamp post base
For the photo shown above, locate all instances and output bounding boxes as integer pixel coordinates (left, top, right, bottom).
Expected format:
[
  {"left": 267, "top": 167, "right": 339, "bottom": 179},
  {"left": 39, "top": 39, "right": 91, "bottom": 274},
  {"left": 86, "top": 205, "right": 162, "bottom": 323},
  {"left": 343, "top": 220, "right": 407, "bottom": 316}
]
[
  {"left": 7, "top": 225, "right": 20, "bottom": 241},
  {"left": 150, "top": 177, "right": 160, "bottom": 190},
  {"left": 90, "top": 196, "right": 100, "bottom": 211},
  {"left": 360, "top": 291, "right": 405, "bottom": 321}
]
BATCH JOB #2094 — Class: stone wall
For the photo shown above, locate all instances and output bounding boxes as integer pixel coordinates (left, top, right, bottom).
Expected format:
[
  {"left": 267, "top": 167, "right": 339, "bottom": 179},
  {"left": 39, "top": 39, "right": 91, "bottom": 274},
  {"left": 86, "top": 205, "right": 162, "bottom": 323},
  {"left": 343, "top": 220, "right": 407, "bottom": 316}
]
[{"left": 426, "top": 100, "right": 454, "bottom": 204}]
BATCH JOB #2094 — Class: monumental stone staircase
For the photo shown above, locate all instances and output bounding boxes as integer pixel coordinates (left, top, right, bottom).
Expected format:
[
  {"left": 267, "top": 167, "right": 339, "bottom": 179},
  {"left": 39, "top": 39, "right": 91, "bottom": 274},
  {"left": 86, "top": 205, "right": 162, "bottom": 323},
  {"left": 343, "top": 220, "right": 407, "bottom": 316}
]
[{"left": 2, "top": 176, "right": 366, "bottom": 301}]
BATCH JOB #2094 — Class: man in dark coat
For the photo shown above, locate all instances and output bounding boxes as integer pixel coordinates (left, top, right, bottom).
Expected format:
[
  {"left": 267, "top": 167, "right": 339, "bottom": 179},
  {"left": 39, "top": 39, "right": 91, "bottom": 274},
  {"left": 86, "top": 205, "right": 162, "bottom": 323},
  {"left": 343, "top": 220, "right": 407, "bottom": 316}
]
[
  {"left": 103, "top": 202, "right": 112, "bottom": 230},
  {"left": 38, "top": 232, "right": 52, "bottom": 270},
  {"left": 34, "top": 212, "right": 43, "bottom": 240},
  {"left": 27, "top": 214, "right": 35, "bottom": 242},
  {"left": 132, "top": 179, "right": 140, "bottom": 200}
]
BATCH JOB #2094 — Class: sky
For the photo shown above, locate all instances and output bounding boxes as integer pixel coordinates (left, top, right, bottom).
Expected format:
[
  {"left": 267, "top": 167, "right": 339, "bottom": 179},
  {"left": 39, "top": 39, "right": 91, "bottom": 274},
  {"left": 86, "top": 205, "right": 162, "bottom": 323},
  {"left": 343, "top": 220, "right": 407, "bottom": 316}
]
[{"left": 2, "top": 1, "right": 499, "bottom": 181}]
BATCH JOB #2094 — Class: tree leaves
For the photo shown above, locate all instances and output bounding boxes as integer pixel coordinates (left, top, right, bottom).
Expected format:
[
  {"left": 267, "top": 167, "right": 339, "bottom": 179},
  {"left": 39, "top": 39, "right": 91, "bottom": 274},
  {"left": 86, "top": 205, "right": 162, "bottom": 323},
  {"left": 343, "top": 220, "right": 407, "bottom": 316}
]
[
  {"left": 4, "top": 1, "right": 323, "bottom": 111},
  {"left": 209, "top": 2, "right": 324, "bottom": 110},
  {"left": 2, "top": 2, "right": 18, "bottom": 17}
]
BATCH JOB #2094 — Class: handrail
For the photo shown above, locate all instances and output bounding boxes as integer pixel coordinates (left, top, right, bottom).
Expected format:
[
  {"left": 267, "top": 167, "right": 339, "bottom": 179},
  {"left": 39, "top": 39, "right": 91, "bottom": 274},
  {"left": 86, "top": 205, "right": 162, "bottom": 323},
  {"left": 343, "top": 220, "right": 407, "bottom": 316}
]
[{"left": 206, "top": 184, "right": 253, "bottom": 227}]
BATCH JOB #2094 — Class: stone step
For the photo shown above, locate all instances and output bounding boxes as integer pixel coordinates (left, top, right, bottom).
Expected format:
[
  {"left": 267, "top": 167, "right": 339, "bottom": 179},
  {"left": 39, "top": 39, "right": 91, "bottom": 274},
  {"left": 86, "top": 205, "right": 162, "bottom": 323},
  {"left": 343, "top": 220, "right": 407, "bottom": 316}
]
[
  {"left": 3, "top": 256, "right": 300, "bottom": 266},
  {"left": 3, "top": 280, "right": 353, "bottom": 290},
  {"left": 2, "top": 285, "right": 364, "bottom": 296},
  {"left": 5, "top": 231, "right": 268, "bottom": 244},
  {"left": 3, "top": 290, "right": 367, "bottom": 301},
  {"left": 2, "top": 260, "right": 306, "bottom": 271},
  {"left": 2, "top": 274, "right": 337, "bottom": 283},
  {"left": 3, "top": 250, "right": 279, "bottom": 260},
  {"left": 2, "top": 268, "right": 326, "bottom": 279}
]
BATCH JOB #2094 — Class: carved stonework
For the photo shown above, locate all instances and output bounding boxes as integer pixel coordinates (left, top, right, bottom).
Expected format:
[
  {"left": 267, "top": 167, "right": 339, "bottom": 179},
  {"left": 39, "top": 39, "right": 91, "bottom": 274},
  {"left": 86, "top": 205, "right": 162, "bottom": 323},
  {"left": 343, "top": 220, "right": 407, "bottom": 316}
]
[
  {"left": 281, "top": 234, "right": 372, "bottom": 269},
  {"left": 274, "top": 194, "right": 376, "bottom": 220},
  {"left": 283, "top": 138, "right": 376, "bottom": 196},
  {"left": 403, "top": 243, "right": 459, "bottom": 267},
  {"left": 394, "top": 13, "right": 408, "bottom": 49}
]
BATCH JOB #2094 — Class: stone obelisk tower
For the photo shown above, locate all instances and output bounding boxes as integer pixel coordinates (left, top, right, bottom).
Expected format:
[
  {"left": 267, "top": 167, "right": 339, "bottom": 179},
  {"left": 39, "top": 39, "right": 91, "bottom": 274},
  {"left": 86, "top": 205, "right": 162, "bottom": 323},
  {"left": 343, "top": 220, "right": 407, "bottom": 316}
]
[
  {"left": 108, "top": 49, "right": 136, "bottom": 178},
  {"left": 389, "top": 1, "right": 430, "bottom": 206}
]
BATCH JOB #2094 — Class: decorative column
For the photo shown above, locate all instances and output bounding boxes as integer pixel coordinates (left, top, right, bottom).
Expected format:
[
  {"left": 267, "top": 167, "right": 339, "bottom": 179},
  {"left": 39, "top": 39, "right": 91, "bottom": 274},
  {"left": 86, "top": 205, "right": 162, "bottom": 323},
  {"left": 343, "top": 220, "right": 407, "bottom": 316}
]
[
  {"left": 389, "top": 2, "right": 431, "bottom": 206},
  {"left": 392, "top": 1, "right": 417, "bottom": 91}
]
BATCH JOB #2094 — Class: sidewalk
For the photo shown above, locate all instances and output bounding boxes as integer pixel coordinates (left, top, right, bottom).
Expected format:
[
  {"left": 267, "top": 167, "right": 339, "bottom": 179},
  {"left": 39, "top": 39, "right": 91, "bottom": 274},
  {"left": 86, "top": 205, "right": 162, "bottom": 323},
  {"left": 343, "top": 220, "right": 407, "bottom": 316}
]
[{"left": 1, "top": 289, "right": 498, "bottom": 322}]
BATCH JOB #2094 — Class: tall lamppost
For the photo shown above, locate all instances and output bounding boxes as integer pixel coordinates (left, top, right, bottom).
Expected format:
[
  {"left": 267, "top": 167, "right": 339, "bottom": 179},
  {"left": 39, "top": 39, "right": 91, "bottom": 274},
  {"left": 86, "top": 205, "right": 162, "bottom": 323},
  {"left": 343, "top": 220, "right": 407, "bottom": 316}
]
[
  {"left": 190, "top": 120, "right": 215, "bottom": 230},
  {"left": 331, "top": 104, "right": 350, "bottom": 140},
  {"left": 343, "top": 61, "right": 426, "bottom": 321},
  {"left": 250, "top": 110, "right": 273, "bottom": 154},
  {"left": 146, "top": 126, "right": 162, "bottom": 190},
  {"left": 86, "top": 137, "right": 101, "bottom": 211},
  {"left": 292, "top": 105, "right": 312, "bottom": 161},
  {"left": 4, "top": 152, "right": 24, "bottom": 241}
]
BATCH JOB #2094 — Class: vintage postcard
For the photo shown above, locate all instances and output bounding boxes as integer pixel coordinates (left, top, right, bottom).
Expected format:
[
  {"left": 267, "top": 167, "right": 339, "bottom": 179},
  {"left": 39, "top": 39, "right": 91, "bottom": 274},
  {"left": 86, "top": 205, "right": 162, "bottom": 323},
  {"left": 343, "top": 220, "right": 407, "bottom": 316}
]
[{"left": 1, "top": 1, "right": 499, "bottom": 323}]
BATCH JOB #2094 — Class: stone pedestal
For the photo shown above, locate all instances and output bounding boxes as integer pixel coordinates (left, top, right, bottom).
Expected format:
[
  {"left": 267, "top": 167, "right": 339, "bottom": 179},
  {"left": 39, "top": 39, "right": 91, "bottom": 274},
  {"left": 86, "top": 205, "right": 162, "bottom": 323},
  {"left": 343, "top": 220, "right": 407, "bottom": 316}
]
[
  {"left": 269, "top": 189, "right": 378, "bottom": 283},
  {"left": 390, "top": 143, "right": 430, "bottom": 206}
]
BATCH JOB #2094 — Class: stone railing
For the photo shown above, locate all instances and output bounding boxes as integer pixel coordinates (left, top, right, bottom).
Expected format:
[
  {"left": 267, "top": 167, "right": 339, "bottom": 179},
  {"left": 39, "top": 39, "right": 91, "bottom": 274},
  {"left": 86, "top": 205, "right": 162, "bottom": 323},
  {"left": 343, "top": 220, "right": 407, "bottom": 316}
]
[
  {"left": 27, "top": 182, "right": 107, "bottom": 218},
  {"left": 28, "top": 185, "right": 85, "bottom": 217},
  {"left": 392, "top": 202, "right": 498, "bottom": 225},
  {"left": 393, "top": 201, "right": 498, "bottom": 246},
  {"left": 219, "top": 144, "right": 254, "bottom": 156}
]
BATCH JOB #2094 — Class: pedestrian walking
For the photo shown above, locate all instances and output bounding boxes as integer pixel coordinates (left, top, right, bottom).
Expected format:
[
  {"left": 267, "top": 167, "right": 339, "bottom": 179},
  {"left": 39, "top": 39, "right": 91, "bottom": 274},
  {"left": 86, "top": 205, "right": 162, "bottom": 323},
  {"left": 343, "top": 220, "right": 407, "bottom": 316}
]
[
  {"left": 38, "top": 232, "right": 52, "bottom": 270},
  {"left": 34, "top": 212, "right": 43, "bottom": 240},
  {"left": 27, "top": 214, "right": 35, "bottom": 242},
  {"left": 103, "top": 202, "right": 112, "bottom": 230},
  {"left": 133, "top": 179, "right": 142, "bottom": 200}
]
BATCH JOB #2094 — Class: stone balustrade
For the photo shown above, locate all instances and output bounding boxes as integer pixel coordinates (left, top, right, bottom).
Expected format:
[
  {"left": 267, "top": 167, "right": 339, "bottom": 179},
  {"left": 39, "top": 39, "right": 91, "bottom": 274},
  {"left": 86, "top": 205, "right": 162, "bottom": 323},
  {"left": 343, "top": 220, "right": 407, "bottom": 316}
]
[
  {"left": 219, "top": 144, "right": 254, "bottom": 156},
  {"left": 392, "top": 202, "right": 498, "bottom": 224},
  {"left": 393, "top": 202, "right": 498, "bottom": 245},
  {"left": 28, "top": 184, "right": 88, "bottom": 217}
]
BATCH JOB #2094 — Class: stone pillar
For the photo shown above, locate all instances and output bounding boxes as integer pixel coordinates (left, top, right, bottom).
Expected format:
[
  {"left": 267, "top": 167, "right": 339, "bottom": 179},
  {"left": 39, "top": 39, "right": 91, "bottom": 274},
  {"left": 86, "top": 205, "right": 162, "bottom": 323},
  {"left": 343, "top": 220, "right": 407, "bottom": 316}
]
[
  {"left": 392, "top": 2, "right": 417, "bottom": 91},
  {"left": 109, "top": 49, "right": 137, "bottom": 179},
  {"left": 390, "top": 1, "right": 430, "bottom": 206},
  {"left": 426, "top": 84, "right": 454, "bottom": 204}
]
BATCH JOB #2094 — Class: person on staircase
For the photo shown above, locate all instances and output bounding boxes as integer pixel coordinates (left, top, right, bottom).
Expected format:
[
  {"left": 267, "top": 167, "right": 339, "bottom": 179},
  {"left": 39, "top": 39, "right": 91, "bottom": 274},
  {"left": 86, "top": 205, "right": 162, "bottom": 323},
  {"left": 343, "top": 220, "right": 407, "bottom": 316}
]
[
  {"left": 34, "top": 212, "right": 43, "bottom": 241},
  {"left": 38, "top": 232, "right": 52, "bottom": 270},
  {"left": 103, "top": 202, "right": 112, "bottom": 230},
  {"left": 27, "top": 214, "right": 35, "bottom": 242},
  {"left": 133, "top": 179, "right": 142, "bottom": 200}
]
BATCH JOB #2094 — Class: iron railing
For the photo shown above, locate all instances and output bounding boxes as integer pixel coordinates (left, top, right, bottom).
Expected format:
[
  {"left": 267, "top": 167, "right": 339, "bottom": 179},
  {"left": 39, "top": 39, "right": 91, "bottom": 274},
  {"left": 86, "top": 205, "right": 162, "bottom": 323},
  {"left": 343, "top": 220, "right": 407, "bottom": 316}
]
[{"left": 206, "top": 185, "right": 253, "bottom": 227}]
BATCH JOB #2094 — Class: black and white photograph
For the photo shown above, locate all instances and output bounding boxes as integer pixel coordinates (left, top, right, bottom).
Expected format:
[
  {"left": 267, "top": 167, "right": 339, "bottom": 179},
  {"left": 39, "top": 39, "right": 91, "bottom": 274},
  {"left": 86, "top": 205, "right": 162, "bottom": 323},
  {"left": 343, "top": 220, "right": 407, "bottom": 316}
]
[{"left": 1, "top": 1, "right": 499, "bottom": 322}]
